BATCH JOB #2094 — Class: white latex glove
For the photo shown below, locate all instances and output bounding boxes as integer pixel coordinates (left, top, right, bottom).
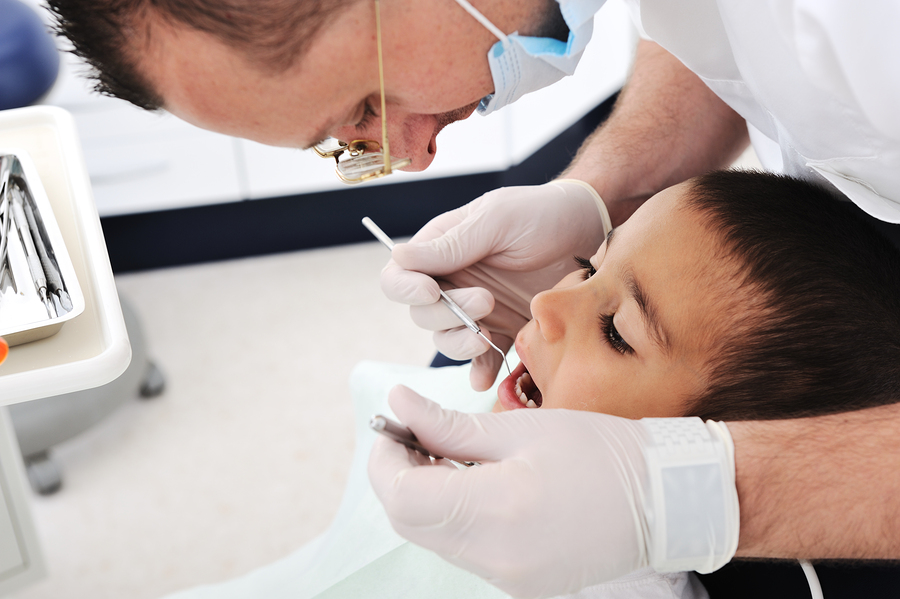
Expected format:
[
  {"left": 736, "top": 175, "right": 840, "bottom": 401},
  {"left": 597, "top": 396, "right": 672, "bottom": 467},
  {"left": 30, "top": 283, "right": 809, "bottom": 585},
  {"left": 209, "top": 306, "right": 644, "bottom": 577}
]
[
  {"left": 369, "top": 387, "right": 739, "bottom": 599},
  {"left": 381, "top": 180, "right": 611, "bottom": 391}
]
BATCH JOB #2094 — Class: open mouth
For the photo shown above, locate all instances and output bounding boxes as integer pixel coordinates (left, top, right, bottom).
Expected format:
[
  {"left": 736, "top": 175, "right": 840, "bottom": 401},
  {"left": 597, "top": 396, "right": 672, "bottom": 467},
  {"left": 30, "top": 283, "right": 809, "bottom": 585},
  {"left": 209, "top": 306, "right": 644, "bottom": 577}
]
[{"left": 499, "top": 361, "right": 543, "bottom": 410}]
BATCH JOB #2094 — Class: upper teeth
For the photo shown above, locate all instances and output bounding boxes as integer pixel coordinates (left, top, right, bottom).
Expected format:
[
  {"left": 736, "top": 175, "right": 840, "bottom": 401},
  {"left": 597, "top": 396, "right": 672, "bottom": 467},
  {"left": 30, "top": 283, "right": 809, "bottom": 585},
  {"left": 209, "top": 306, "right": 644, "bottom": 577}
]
[{"left": 515, "top": 372, "right": 538, "bottom": 408}]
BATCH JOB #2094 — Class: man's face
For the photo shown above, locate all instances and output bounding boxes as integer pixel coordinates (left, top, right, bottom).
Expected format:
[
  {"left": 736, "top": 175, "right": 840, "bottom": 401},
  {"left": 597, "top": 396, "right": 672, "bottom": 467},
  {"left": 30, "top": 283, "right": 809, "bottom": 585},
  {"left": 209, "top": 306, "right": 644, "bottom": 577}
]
[
  {"left": 137, "top": 0, "right": 502, "bottom": 171},
  {"left": 494, "top": 182, "right": 741, "bottom": 419}
]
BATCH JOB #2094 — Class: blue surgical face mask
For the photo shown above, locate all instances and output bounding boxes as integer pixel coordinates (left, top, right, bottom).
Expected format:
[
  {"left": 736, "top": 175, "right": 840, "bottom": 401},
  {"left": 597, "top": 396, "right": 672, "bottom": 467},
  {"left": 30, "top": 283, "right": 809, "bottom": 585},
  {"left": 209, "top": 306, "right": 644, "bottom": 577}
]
[{"left": 453, "top": 0, "right": 606, "bottom": 115}]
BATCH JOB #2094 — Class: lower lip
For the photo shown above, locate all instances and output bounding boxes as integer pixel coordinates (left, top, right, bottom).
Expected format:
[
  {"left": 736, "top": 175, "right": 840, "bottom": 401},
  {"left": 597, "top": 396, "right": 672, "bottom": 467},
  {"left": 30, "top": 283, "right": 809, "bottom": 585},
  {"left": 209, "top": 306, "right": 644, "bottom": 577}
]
[{"left": 497, "top": 361, "right": 529, "bottom": 411}]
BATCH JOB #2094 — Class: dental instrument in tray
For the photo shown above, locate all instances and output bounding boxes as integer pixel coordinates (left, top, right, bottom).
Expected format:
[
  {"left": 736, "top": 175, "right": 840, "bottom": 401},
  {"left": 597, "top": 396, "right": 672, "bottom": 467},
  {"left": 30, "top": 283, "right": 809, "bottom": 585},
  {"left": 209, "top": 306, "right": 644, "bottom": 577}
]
[
  {"left": 361, "top": 216, "right": 512, "bottom": 376},
  {"left": 9, "top": 185, "right": 52, "bottom": 315},
  {"left": 0, "top": 151, "right": 82, "bottom": 344},
  {"left": 13, "top": 175, "right": 72, "bottom": 313},
  {"left": 370, "top": 414, "right": 479, "bottom": 468}
]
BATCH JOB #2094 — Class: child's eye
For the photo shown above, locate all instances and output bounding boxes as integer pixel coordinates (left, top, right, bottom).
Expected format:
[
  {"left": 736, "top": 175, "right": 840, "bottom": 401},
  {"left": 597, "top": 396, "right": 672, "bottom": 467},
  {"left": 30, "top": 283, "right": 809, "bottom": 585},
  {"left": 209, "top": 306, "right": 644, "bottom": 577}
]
[
  {"left": 355, "top": 101, "right": 378, "bottom": 131},
  {"left": 600, "top": 313, "right": 633, "bottom": 355},
  {"left": 574, "top": 256, "right": 596, "bottom": 280}
]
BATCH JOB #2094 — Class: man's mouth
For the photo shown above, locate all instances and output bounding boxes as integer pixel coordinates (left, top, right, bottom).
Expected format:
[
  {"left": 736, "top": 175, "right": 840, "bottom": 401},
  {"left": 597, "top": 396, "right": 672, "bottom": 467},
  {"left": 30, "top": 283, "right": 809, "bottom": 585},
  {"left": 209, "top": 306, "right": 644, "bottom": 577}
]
[{"left": 499, "top": 361, "right": 543, "bottom": 410}]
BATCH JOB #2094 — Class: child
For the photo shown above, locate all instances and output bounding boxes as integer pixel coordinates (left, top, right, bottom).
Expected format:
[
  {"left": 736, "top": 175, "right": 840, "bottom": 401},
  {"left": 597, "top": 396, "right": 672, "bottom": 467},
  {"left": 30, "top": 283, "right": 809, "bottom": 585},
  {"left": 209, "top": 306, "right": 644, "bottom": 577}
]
[
  {"left": 496, "top": 170, "right": 900, "bottom": 423},
  {"left": 163, "top": 170, "right": 900, "bottom": 599}
]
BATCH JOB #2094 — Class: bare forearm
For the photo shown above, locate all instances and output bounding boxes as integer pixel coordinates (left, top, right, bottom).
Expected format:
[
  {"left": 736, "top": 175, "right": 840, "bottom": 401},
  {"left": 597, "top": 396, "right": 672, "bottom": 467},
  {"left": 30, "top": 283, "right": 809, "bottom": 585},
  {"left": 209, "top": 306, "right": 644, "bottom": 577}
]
[
  {"left": 730, "top": 403, "right": 900, "bottom": 559},
  {"left": 563, "top": 40, "right": 749, "bottom": 226}
]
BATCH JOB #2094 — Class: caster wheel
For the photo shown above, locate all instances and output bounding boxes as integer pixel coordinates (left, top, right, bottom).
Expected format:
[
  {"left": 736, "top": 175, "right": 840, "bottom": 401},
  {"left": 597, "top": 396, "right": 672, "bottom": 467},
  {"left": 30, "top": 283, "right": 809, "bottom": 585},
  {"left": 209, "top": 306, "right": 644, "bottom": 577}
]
[
  {"left": 139, "top": 361, "right": 166, "bottom": 399},
  {"left": 25, "top": 453, "right": 62, "bottom": 495}
]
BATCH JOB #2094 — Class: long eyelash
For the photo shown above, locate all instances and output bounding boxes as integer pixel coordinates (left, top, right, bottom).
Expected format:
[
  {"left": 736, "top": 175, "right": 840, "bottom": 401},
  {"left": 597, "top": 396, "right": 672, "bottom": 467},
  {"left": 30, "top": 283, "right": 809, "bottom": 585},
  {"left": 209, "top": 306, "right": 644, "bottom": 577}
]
[
  {"left": 574, "top": 256, "right": 629, "bottom": 354},
  {"left": 574, "top": 255, "right": 596, "bottom": 280},
  {"left": 600, "top": 313, "right": 633, "bottom": 355},
  {"left": 355, "top": 102, "right": 378, "bottom": 131}
]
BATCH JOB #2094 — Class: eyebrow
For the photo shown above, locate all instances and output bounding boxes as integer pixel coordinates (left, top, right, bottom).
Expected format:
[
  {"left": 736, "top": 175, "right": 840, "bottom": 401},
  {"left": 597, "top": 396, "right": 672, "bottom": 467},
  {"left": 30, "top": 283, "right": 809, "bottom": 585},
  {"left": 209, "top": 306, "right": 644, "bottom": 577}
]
[{"left": 606, "top": 228, "right": 672, "bottom": 354}]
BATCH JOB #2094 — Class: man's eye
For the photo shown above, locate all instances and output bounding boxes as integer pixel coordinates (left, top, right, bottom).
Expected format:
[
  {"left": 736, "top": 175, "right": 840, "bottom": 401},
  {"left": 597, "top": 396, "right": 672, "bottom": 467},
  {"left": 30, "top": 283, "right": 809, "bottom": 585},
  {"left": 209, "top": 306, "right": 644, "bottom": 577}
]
[
  {"left": 355, "top": 102, "right": 378, "bottom": 131},
  {"left": 600, "top": 313, "right": 633, "bottom": 355},
  {"left": 574, "top": 255, "right": 596, "bottom": 280}
]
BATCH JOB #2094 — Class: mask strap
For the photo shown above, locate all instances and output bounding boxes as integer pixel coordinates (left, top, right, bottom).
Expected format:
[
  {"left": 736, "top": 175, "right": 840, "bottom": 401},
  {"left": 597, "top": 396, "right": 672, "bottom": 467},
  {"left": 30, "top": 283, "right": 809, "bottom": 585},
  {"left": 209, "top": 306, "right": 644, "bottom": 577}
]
[{"left": 452, "top": 0, "right": 508, "bottom": 42}]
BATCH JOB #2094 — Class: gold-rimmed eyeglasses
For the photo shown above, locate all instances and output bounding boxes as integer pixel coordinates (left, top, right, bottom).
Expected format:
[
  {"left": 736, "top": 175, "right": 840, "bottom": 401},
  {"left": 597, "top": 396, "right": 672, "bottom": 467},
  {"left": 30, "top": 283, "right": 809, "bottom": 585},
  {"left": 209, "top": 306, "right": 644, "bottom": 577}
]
[{"left": 313, "top": 0, "right": 411, "bottom": 184}]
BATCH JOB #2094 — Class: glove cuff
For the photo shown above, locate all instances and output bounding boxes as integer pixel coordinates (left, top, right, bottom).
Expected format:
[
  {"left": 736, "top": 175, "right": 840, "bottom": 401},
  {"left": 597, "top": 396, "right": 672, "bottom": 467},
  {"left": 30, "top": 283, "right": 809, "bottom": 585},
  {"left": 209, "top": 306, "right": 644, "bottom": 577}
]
[
  {"left": 640, "top": 417, "right": 740, "bottom": 574},
  {"left": 554, "top": 179, "right": 613, "bottom": 236}
]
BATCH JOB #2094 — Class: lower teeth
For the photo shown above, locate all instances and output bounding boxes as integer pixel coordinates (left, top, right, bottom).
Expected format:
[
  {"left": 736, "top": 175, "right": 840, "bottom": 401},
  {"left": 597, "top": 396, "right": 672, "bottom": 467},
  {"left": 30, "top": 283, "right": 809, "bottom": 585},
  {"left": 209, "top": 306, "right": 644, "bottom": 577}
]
[{"left": 515, "top": 373, "right": 539, "bottom": 408}]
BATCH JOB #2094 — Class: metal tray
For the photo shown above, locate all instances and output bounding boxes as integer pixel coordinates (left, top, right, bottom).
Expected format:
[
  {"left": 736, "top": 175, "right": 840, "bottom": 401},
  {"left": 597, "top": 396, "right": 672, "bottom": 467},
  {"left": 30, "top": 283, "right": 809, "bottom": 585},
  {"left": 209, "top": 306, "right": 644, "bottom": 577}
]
[{"left": 0, "top": 149, "right": 84, "bottom": 346}]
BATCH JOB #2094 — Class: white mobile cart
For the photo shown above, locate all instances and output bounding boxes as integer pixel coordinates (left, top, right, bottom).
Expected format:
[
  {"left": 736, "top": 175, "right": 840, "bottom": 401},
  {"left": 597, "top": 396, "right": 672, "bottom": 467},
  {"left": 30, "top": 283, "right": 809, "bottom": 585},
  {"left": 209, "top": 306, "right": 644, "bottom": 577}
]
[{"left": 0, "top": 105, "right": 132, "bottom": 594}]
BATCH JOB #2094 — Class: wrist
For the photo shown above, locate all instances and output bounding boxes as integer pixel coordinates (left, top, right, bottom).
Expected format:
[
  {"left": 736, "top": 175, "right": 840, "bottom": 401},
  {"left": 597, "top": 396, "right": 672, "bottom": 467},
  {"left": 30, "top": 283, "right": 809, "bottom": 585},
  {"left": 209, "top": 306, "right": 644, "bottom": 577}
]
[
  {"left": 553, "top": 179, "right": 613, "bottom": 236},
  {"left": 640, "top": 417, "right": 740, "bottom": 574}
]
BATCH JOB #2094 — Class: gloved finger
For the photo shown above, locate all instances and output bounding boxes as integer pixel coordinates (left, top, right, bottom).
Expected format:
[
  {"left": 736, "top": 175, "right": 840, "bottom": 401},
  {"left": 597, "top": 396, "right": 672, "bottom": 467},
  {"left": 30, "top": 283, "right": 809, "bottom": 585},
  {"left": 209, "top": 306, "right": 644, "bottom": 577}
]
[
  {"left": 391, "top": 210, "right": 509, "bottom": 277},
  {"left": 431, "top": 326, "right": 511, "bottom": 365},
  {"left": 404, "top": 203, "right": 476, "bottom": 246},
  {"left": 450, "top": 329, "right": 512, "bottom": 391},
  {"left": 470, "top": 347, "right": 505, "bottom": 391},
  {"left": 408, "top": 287, "right": 494, "bottom": 331},
  {"left": 380, "top": 260, "right": 442, "bottom": 305},
  {"left": 387, "top": 385, "right": 525, "bottom": 463},
  {"left": 368, "top": 430, "right": 465, "bottom": 520},
  {"left": 369, "top": 435, "right": 430, "bottom": 473},
  {"left": 432, "top": 327, "right": 491, "bottom": 361}
]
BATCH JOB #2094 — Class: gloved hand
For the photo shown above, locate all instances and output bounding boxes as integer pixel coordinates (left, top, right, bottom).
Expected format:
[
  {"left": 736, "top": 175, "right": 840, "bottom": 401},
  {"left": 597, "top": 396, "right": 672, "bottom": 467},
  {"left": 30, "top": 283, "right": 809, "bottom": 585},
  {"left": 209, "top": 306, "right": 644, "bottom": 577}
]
[
  {"left": 381, "top": 180, "right": 611, "bottom": 391},
  {"left": 369, "top": 387, "right": 739, "bottom": 599}
]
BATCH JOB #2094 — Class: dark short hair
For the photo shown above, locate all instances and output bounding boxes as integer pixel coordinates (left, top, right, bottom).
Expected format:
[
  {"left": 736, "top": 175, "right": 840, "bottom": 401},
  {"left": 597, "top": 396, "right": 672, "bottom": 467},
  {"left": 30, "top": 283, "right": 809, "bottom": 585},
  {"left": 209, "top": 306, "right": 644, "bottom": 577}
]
[
  {"left": 682, "top": 170, "right": 900, "bottom": 421},
  {"left": 46, "top": 0, "right": 350, "bottom": 111}
]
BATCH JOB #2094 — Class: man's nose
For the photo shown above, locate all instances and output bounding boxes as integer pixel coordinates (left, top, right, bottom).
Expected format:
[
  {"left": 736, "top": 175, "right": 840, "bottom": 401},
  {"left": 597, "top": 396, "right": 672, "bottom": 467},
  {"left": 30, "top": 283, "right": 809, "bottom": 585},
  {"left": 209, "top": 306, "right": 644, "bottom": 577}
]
[{"left": 331, "top": 112, "right": 438, "bottom": 172}]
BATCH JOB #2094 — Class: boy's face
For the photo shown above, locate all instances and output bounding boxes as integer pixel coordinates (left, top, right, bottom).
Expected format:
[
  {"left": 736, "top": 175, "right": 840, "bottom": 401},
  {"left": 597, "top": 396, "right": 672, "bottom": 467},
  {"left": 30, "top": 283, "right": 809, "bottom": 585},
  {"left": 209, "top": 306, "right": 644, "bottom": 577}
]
[{"left": 495, "top": 182, "right": 738, "bottom": 418}]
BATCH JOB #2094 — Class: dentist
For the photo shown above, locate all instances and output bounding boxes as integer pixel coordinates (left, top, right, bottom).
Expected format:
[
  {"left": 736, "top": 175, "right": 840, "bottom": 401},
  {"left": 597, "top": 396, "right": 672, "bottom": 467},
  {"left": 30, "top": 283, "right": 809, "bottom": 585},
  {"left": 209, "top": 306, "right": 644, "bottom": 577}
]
[
  {"left": 374, "top": 3, "right": 900, "bottom": 599},
  {"left": 46, "top": 0, "right": 900, "bottom": 597}
]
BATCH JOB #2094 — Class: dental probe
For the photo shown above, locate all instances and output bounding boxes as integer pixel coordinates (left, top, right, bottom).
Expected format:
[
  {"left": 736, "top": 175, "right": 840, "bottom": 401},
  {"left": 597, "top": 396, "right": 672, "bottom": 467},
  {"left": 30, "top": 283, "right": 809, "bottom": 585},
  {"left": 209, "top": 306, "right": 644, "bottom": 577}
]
[
  {"left": 370, "top": 414, "right": 478, "bottom": 468},
  {"left": 361, "top": 216, "right": 511, "bottom": 376},
  {"left": 10, "top": 186, "right": 51, "bottom": 315}
]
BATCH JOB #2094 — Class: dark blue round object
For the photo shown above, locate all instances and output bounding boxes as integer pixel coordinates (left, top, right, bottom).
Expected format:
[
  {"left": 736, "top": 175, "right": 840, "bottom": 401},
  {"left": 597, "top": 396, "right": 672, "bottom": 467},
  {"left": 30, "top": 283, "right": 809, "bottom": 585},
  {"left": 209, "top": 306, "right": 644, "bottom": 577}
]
[{"left": 0, "top": 0, "right": 61, "bottom": 110}]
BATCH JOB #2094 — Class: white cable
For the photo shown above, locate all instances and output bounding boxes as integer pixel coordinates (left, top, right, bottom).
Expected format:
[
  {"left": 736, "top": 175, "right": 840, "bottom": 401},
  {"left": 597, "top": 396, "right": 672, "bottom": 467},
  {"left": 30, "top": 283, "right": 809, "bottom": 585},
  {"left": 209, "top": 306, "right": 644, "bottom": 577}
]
[
  {"left": 799, "top": 560, "right": 824, "bottom": 599},
  {"left": 451, "top": 0, "right": 509, "bottom": 42}
]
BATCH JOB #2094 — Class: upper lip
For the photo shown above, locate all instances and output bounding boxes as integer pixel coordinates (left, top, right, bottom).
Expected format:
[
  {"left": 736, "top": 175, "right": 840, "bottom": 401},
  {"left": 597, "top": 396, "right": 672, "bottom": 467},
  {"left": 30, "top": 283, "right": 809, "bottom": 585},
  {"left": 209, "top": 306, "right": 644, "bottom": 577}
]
[
  {"left": 431, "top": 101, "right": 480, "bottom": 139},
  {"left": 514, "top": 334, "right": 533, "bottom": 379}
]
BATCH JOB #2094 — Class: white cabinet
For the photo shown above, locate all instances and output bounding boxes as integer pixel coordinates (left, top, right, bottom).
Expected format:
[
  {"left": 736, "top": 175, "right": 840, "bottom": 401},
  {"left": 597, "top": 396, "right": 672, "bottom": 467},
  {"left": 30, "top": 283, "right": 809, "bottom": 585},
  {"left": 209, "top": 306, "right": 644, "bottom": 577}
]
[
  {"left": 73, "top": 103, "right": 244, "bottom": 215},
  {"left": 40, "top": 85, "right": 245, "bottom": 216}
]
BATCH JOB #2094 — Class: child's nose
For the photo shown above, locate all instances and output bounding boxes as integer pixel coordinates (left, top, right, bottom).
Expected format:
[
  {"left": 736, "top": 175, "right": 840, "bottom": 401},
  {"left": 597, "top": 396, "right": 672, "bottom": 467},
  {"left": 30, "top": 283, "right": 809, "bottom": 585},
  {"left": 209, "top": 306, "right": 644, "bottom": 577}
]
[{"left": 530, "top": 287, "right": 575, "bottom": 343}]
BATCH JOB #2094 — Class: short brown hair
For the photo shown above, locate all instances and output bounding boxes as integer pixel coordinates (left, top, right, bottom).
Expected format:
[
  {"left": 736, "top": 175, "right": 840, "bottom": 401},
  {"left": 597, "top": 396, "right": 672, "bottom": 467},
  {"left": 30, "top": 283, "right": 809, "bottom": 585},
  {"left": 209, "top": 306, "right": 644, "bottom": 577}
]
[
  {"left": 683, "top": 170, "right": 900, "bottom": 421},
  {"left": 47, "top": 0, "right": 353, "bottom": 110}
]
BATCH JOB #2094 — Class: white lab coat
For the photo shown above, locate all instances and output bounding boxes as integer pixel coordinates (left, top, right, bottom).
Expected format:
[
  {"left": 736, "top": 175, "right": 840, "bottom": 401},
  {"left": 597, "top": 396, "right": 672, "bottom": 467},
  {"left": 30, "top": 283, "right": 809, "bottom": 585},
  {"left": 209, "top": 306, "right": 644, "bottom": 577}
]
[{"left": 621, "top": 0, "right": 900, "bottom": 222}]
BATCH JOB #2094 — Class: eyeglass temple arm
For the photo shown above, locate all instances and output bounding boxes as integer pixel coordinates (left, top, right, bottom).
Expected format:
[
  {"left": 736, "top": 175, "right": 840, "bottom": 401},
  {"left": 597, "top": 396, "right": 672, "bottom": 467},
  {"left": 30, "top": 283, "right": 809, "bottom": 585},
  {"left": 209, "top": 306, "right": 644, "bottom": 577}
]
[{"left": 375, "top": 0, "right": 391, "bottom": 175}]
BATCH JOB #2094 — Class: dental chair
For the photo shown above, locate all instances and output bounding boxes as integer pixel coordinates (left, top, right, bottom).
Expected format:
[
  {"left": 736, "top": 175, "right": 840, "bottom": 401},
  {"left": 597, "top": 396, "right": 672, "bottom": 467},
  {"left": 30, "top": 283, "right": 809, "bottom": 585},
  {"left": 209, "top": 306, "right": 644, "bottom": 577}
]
[{"left": 0, "top": 0, "right": 59, "bottom": 110}]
